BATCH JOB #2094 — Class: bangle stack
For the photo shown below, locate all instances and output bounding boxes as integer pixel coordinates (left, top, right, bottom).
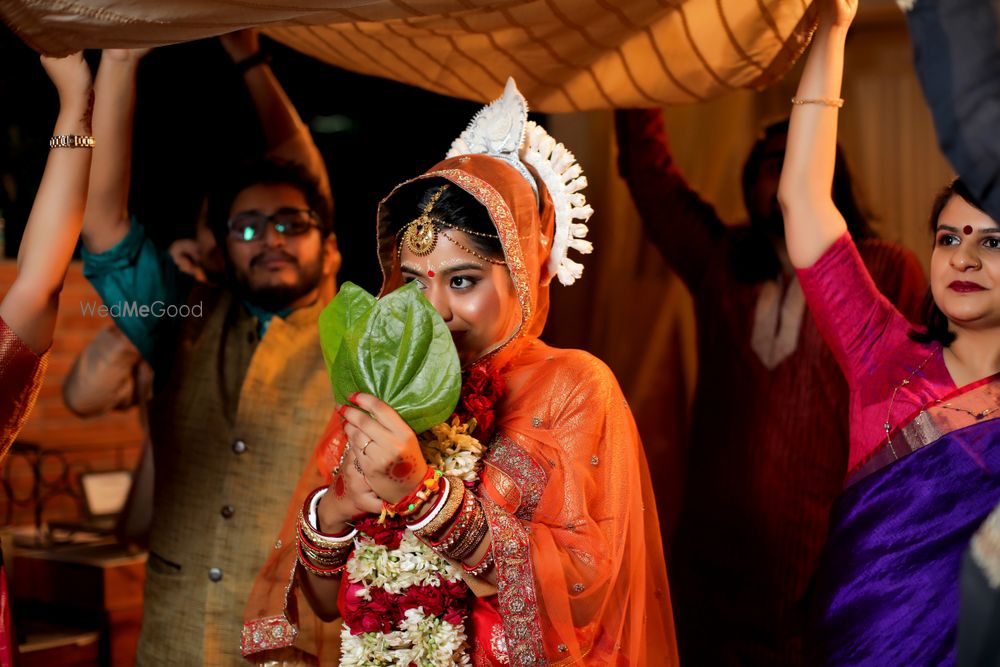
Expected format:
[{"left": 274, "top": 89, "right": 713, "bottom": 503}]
[
  {"left": 409, "top": 476, "right": 464, "bottom": 538},
  {"left": 410, "top": 483, "right": 492, "bottom": 574},
  {"left": 297, "top": 487, "right": 357, "bottom": 577}
]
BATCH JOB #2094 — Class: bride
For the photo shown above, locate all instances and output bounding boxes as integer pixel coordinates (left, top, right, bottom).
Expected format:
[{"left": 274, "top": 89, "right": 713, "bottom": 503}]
[{"left": 242, "top": 79, "right": 678, "bottom": 666}]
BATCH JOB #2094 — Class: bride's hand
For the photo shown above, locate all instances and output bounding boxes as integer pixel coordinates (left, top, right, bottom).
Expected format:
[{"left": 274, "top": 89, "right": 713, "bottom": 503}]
[
  {"left": 315, "top": 449, "right": 382, "bottom": 534},
  {"left": 339, "top": 392, "right": 430, "bottom": 504}
]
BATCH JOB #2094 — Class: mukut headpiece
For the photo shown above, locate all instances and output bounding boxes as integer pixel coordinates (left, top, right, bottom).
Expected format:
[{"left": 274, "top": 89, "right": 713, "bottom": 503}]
[{"left": 442, "top": 78, "right": 594, "bottom": 285}]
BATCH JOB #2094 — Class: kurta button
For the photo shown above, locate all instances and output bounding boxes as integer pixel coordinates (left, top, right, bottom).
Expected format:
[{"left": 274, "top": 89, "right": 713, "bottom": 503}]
[
  {"left": 221, "top": 505, "right": 235, "bottom": 519},
  {"left": 208, "top": 567, "right": 222, "bottom": 582},
  {"left": 232, "top": 439, "right": 247, "bottom": 454}
]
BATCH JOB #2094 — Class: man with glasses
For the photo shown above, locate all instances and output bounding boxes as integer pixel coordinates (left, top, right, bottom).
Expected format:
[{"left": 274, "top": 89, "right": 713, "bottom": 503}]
[{"left": 80, "top": 40, "right": 341, "bottom": 666}]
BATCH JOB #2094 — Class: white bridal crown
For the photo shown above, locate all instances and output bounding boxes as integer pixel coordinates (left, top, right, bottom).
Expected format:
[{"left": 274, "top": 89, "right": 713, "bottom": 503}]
[{"left": 446, "top": 78, "right": 594, "bottom": 286}]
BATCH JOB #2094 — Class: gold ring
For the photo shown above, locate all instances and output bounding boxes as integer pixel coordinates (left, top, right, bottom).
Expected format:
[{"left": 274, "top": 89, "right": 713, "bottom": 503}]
[{"left": 362, "top": 439, "right": 373, "bottom": 455}]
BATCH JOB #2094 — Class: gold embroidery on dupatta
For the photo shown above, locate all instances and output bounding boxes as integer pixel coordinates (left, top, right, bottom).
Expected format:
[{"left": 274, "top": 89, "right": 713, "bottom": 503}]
[
  {"left": 485, "top": 435, "right": 549, "bottom": 521},
  {"left": 240, "top": 615, "right": 298, "bottom": 655},
  {"left": 480, "top": 494, "right": 547, "bottom": 666}
]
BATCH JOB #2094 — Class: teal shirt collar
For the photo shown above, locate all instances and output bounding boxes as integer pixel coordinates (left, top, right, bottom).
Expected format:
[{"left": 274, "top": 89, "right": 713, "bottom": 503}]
[{"left": 243, "top": 301, "right": 293, "bottom": 338}]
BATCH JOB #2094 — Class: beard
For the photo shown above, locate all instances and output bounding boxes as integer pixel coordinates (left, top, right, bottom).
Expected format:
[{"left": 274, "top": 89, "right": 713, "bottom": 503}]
[{"left": 233, "top": 249, "right": 324, "bottom": 312}]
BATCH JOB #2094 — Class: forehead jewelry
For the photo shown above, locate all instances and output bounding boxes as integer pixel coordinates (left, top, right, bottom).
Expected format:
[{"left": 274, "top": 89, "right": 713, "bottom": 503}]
[
  {"left": 401, "top": 185, "right": 449, "bottom": 257},
  {"left": 440, "top": 228, "right": 506, "bottom": 265},
  {"left": 963, "top": 225, "right": 974, "bottom": 235}
]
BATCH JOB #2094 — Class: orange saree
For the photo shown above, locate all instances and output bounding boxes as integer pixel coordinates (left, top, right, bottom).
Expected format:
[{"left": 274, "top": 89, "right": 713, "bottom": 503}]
[{"left": 243, "top": 155, "right": 678, "bottom": 665}]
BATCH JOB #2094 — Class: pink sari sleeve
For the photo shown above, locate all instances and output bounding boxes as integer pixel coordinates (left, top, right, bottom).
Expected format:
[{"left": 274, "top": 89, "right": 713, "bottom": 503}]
[
  {"left": 478, "top": 346, "right": 678, "bottom": 665},
  {"left": 0, "top": 315, "right": 47, "bottom": 461},
  {"left": 796, "top": 233, "right": 914, "bottom": 388}
]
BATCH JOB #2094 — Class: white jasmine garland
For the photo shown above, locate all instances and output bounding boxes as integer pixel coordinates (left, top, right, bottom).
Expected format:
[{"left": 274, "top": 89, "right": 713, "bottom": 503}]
[
  {"left": 347, "top": 531, "right": 463, "bottom": 593},
  {"left": 340, "top": 608, "right": 472, "bottom": 667},
  {"left": 339, "top": 418, "right": 488, "bottom": 666}
]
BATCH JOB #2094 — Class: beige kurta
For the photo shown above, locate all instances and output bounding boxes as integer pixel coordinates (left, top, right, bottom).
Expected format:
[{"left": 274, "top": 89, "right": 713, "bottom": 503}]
[{"left": 141, "top": 285, "right": 332, "bottom": 666}]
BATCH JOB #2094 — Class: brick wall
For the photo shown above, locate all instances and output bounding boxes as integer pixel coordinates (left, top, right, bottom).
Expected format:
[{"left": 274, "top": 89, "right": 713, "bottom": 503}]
[{"left": 1, "top": 259, "right": 144, "bottom": 527}]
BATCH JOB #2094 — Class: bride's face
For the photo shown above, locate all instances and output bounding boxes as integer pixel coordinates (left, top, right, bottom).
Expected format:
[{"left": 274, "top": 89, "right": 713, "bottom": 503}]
[{"left": 400, "top": 229, "right": 520, "bottom": 365}]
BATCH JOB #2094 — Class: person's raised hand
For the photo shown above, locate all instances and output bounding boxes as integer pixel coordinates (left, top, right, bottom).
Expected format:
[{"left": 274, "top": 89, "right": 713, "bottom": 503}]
[
  {"left": 339, "top": 393, "right": 430, "bottom": 505},
  {"left": 316, "top": 448, "right": 382, "bottom": 534},
  {"left": 40, "top": 52, "right": 92, "bottom": 108}
]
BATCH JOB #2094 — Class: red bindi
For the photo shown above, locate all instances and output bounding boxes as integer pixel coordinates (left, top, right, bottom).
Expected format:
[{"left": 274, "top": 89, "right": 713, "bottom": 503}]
[
  {"left": 427, "top": 270, "right": 435, "bottom": 278},
  {"left": 390, "top": 460, "right": 413, "bottom": 480},
  {"left": 963, "top": 225, "right": 974, "bottom": 235}
]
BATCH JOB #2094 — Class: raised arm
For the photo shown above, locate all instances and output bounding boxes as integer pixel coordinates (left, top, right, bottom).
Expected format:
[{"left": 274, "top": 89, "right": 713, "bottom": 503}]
[
  {"left": 614, "top": 108, "right": 725, "bottom": 292},
  {"left": 221, "top": 30, "right": 332, "bottom": 209},
  {"left": 81, "top": 49, "right": 147, "bottom": 253},
  {"left": 777, "top": 0, "right": 857, "bottom": 269},
  {"left": 0, "top": 54, "right": 93, "bottom": 354}
]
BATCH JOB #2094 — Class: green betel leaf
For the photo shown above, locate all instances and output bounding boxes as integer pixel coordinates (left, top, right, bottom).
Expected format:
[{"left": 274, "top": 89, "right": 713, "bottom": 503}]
[
  {"left": 318, "top": 281, "right": 461, "bottom": 433},
  {"left": 318, "top": 282, "right": 376, "bottom": 406}
]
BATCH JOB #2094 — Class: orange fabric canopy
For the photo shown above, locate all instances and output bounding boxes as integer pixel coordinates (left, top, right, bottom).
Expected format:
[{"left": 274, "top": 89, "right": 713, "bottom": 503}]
[{"left": 3, "top": 0, "right": 816, "bottom": 111}]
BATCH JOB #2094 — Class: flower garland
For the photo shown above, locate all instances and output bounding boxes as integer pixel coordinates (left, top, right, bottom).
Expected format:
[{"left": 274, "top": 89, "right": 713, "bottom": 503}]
[{"left": 339, "top": 364, "right": 505, "bottom": 666}]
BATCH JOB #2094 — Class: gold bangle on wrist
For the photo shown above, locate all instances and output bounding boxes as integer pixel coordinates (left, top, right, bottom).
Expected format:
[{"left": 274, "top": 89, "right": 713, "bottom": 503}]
[
  {"left": 412, "top": 477, "right": 465, "bottom": 540},
  {"left": 790, "top": 97, "right": 844, "bottom": 108},
  {"left": 49, "top": 135, "right": 95, "bottom": 149}
]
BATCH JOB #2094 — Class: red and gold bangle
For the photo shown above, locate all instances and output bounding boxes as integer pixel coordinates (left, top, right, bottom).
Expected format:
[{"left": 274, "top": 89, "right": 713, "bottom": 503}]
[
  {"left": 297, "top": 517, "right": 352, "bottom": 561},
  {"left": 300, "top": 487, "right": 357, "bottom": 551},
  {"left": 461, "top": 543, "right": 494, "bottom": 578},
  {"left": 446, "top": 498, "right": 489, "bottom": 561},
  {"left": 431, "top": 489, "right": 477, "bottom": 550},
  {"left": 411, "top": 478, "right": 465, "bottom": 540},
  {"left": 297, "top": 538, "right": 349, "bottom": 577}
]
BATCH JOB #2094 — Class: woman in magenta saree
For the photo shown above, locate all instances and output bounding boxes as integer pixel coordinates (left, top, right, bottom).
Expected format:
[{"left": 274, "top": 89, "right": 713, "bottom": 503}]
[
  {"left": 0, "top": 53, "right": 95, "bottom": 666},
  {"left": 779, "top": 1, "right": 1000, "bottom": 664}
]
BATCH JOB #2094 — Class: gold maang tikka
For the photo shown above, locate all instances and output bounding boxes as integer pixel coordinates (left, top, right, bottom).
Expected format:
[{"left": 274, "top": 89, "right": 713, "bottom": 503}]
[
  {"left": 401, "top": 185, "right": 448, "bottom": 257},
  {"left": 398, "top": 184, "right": 506, "bottom": 265}
]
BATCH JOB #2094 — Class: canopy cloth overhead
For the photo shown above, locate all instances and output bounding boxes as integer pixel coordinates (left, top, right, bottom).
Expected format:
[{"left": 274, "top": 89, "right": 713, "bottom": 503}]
[{"left": 2, "top": 0, "right": 817, "bottom": 112}]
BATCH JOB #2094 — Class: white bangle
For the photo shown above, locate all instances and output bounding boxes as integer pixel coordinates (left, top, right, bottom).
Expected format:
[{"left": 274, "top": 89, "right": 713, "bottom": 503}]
[
  {"left": 406, "top": 477, "right": 451, "bottom": 532},
  {"left": 308, "top": 488, "right": 357, "bottom": 542}
]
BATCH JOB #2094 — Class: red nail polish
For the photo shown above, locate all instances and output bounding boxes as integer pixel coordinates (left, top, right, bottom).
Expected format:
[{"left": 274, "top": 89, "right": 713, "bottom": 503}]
[
  {"left": 349, "top": 392, "right": 360, "bottom": 403},
  {"left": 337, "top": 404, "right": 348, "bottom": 417}
]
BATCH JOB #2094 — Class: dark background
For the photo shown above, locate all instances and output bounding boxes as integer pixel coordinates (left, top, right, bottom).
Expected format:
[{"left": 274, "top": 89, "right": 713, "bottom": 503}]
[{"left": 0, "top": 24, "right": 526, "bottom": 295}]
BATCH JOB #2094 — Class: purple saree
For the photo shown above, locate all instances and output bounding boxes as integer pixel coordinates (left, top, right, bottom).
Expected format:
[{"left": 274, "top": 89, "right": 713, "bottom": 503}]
[{"left": 813, "top": 374, "right": 1000, "bottom": 666}]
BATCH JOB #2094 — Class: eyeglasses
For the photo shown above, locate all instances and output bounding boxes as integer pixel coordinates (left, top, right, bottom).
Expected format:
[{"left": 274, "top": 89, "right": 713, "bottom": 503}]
[{"left": 227, "top": 208, "right": 322, "bottom": 242}]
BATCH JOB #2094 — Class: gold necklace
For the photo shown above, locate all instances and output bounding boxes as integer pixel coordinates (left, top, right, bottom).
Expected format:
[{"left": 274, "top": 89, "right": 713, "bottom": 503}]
[{"left": 884, "top": 349, "right": 936, "bottom": 457}]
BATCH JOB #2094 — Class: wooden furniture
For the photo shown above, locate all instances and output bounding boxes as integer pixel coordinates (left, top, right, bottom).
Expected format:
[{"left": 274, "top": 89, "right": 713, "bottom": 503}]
[{"left": 11, "top": 539, "right": 146, "bottom": 667}]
